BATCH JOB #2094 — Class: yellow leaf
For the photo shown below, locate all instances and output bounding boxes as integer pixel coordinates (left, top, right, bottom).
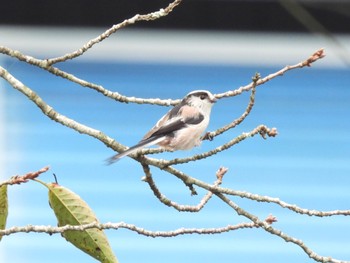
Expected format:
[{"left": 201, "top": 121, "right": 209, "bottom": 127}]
[
  {"left": 47, "top": 183, "right": 118, "bottom": 263},
  {"left": 0, "top": 185, "right": 8, "bottom": 242}
]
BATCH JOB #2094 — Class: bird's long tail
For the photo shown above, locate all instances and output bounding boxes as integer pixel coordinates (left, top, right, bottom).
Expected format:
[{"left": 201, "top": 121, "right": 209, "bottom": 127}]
[{"left": 106, "top": 136, "right": 164, "bottom": 165}]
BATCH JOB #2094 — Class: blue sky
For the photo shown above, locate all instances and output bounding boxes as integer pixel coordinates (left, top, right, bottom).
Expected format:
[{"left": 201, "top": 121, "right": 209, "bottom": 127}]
[{"left": 1, "top": 29, "right": 350, "bottom": 263}]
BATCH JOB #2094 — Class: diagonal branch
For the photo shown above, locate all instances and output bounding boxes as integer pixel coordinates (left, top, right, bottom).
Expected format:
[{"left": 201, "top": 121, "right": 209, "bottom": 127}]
[
  {"left": 215, "top": 48, "right": 325, "bottom": 100},
  {"left": 162, "top": 125, "right": 277, "bottom": 167},
  {"left": 0, "top": 46, "right": 179, "bottom": 106},
  {"left": 215, "top": 193, "right": 346, "bottom": 263},
  {"left": 152, "top": 161, "right": 350, "bottom": 218},
  {"left": 46, "top": 0, "right": 183, "bottom": 65},
  {"left": 214, "top": 186, "right": 350, "bottom": 217},
  {"left": 0, "top": 65, "right": 124, "bottom": 152},
  {"left": 0, "top": 44, "right": 324, "bottom": 106}
]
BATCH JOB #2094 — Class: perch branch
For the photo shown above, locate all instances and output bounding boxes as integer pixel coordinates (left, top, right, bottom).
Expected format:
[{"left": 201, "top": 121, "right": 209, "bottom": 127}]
[
  {"left": 142, "top": 75, "right": 259, "bottom": 158},
  {"left": 162, "top": 125, "right": 277, "bottom": 166}
]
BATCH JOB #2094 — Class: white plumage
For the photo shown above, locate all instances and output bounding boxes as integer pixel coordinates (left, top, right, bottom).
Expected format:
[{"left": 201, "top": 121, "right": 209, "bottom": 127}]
[{"left": 107, "top": 90, "right": 216, "bottom": 164}]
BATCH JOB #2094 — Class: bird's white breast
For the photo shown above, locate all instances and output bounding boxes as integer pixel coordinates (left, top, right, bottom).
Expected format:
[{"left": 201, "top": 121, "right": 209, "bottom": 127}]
[{"left": 169, "top": 116, "right": 210, "bottom": 150}]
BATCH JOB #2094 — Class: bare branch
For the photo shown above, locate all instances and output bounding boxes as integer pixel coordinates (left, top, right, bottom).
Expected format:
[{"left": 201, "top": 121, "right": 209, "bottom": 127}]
[
  {"left": 162, "top": 125, "right": 277, "bottom": 166},
  {"left": 211, "top": 185, "right": 350, "bottom": 217},
  {"left": 147, "top": 160, "right": 350, "bottom": 218},
  {"left": 0, "top": 221, "right": 256, "bottom": 238},
  {"left": 215, "top": 48, "right": 326, "bottom": 100},
  {"left": 0, "top": 1, "right": 183, "bottom": 106},
  {"left": 203, "top": 72, "right": 259, "bottom": 141},
  {"left": 0, "top": 45, "right": 325, "bottom": 107},
  {"left": 215, "top": 193, "right": 345, "bottom": 263},
  {"left": 0, "top": 65, "right": 126, "bottom": 153},
  {"left": 0, "top": 166, "right": 50, "bottom": 187},
  {"left": 142, "top": 165, "right": 227, "bottom": 211},
  {"left": 46, "top": 0, "right": 183, "bottom": 65},
  {"left": 0, "top": 47, "right": 179, "bottom": 106}
]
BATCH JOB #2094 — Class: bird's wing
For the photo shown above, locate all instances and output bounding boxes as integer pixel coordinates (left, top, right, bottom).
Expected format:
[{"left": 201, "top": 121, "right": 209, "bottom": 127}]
[
  {"left": 142, "top": 102, "right": 183, "bottom": 140},
  {"left": 141, "top": 105, "right": 204, "bottom": 142}
]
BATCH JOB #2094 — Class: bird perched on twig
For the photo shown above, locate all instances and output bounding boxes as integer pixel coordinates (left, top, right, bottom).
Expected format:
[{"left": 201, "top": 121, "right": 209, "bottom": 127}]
[{"left": 107, "top": 90, "right": 216, "bottom": 164}]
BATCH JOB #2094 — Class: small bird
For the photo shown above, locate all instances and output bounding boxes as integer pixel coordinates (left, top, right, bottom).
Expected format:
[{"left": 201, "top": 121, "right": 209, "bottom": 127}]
[{"left": 107, "top": 90, "right": 216, "bottom": 164}]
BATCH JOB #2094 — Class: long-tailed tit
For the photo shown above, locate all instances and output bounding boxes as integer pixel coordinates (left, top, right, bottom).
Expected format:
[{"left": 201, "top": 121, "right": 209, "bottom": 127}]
[{"left": 107, "top": 90, "right": 216, "bottom": 164}]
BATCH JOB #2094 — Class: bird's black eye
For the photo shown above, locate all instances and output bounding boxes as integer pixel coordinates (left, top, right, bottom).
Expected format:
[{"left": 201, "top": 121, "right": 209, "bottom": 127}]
[{"left": 200, "top": 94, "right": 206, "bottom": 100}]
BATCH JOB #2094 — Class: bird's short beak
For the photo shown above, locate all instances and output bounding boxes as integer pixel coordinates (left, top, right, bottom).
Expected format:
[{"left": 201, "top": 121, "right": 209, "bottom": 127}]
[{"left": 210, "top": 97, "right": 217, "bottom": 103}]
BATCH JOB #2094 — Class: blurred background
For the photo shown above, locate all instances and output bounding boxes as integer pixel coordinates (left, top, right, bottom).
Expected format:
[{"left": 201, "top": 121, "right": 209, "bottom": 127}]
[{"left": 1, "top": 1, "right": 350, "bottom": 263}]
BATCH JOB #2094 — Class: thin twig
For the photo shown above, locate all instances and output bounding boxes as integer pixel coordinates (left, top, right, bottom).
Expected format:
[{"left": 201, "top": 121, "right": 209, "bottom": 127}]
[
  {"left": 203, "top": 72, "right": 259, "bottom": 141},
  {"left": 0, "top": 0, "right": 183, "bottom": 106},
  {"left": 142, "top": 165, "right": 227, "bottom": 211},
  {"left": 215, "top": 48, "right": 326, "bottom": 100},
  {"left": 0, "top": 166, "right": 50, "bottom": 187},
  {"left": 162, "top": 125, "right": 277, "bottom": 166},
  {"left": 46, "top": 0, "right": 183, "bottom": 65}
]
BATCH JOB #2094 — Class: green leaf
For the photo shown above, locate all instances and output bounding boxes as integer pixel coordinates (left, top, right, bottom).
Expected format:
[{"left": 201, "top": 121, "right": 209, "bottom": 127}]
[
  {"left": 47, "top": 183, "right": 118, "bottom": 263},
  {"left": 0, "top": 185, "right": 8, "bottom": 242}
]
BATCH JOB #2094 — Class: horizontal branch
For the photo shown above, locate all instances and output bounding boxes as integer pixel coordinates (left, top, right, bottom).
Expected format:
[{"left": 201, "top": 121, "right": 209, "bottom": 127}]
[{"left": 0, "top": 221, "right": 256, "bottom": 238}]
